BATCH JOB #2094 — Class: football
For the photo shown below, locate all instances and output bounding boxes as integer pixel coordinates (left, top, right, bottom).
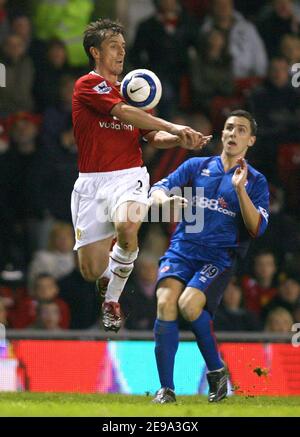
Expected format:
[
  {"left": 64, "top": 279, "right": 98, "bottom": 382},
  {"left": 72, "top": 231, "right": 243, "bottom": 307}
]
[{"left": 120, "top": 69, "right": 162, "bottom": 110}]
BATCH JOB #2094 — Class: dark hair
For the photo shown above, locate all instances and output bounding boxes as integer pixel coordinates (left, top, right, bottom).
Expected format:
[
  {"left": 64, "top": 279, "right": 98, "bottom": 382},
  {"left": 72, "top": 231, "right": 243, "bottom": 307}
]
[
  {"left": 226, "top": 110, "right": 257, "bottom": 136},
  {"left": 47, "top": 38, "right": 67, "bottom": 51},
  {"left": 83, "top": 18, "right": 124, "bottom": 68},
  {"left": 254, "top": 249, "right": 276, "bottom": 260},
  {"left": 33, "top": 273, "right": 56, "bottom": 289}
]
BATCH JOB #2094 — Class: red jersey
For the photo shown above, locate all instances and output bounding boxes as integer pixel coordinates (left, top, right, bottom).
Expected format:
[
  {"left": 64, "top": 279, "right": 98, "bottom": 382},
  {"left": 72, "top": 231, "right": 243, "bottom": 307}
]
[
  {"left": 0, "top": 285, "right": 70, "bottom": 329},
  {"left": 241, "top": 275, "right": 277, "bottom": 314},
  {"left": 72, "top": 71, "right": 146, "bottom": 172}
]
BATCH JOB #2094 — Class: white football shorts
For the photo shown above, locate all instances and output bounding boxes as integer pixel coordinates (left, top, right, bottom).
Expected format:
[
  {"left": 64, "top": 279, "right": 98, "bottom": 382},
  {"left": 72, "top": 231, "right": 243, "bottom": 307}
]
[{"left": 71, "top": 166, "right": 150, "bottom": 250}]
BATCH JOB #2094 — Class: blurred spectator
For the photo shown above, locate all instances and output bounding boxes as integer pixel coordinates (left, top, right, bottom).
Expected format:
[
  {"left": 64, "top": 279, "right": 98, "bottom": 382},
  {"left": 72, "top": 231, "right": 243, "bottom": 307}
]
[
  {"left": 29, "top": 76, "right": 77, "bottom": 224},
  {"left": 0, "top": 0, "right": 9, "bottom": 44},
  {"left": 139, "top": 223, "right": 170, "bottom": 259},
  {"left": 2, "top": 112, "right": 42, "bottom": 266},
  {"left": 32, "top": 0, "right": 94, "bottom": 67},
  {"left": 0, "top": 119, "right": 8, "bottom": 154},
  {"left": 181, "top": 0, "right": 210, "bottom": 22},
  {"left": 257, "top": 0, "right": 300, "bottom": 58},
  {"left": 34, "top": 39, "right": 71, "bottom": 111},
  {"left": 241, "top": 250, "right": 278, "bottom": 315},
  {"left": 244, "top": 185, "right": 300, "bottom": 270},
  {"left": 2, "top": 272, "right": 70, "bottom": 329},
  {"left": 129, "top": 0, "right": 198, "bottom": 117},
  {"left": 262, "top": 275, "right": 300, "bottom": 320},
  {"left": 0, "top": 119, "right": 10, "bottom": 268},
  {"left": 28, "top": 222, "right": 75, "bottom": 287},
  {"left": 31, "top": 273, "right": 70, "bottom": 329},
  {"left": 264, "top": 306, "right": 294, "bottom": 332},
  {"left": 0, "top": 33, "right": 35, "bottom": 116},
  {"left": 41, "top": 75, "right": 75, "bottom": 148},
  {"left": 121, "top": 253, "right": 158, "bottom": 330},
  {"left": 58, "top": 255, "right": 99, "bottom": 329},
  {"left": 10, "top": 13, "right": 46, "bottom": 70},
  {"left": 29, "top": 121, "right": 77, "bottom": 223},
  {"left": 34, "top": 301, "right": 62, "bottom": 331},
  {"left": 190, "top": 28, "right": 234, "bottom": 112},
  {"left": 234, "top": 0, "right": 264, "bottom": 20},
  {"left": 0, "top": 267, "right": 34, "bottom": 329},
  {"left": 116, "top": 0, "right": 155, "bottom": 45},
  {"left": 0, "top": 297, "right": 7, "bottom": 326},
  {"left": 280, "top": 33, "right": 300, "bottom": 67},
  {"left": 293, "top": 304, "right": 300, "bottom": 322},
  {"left": 214, "top": 280, "right": 261, "bottom": 331},
  {"left": 201, "top": 0, "right": 268, "bottom": 78},
  {"left": 247, "top": 56, "right": 300, "bottom": 182}
]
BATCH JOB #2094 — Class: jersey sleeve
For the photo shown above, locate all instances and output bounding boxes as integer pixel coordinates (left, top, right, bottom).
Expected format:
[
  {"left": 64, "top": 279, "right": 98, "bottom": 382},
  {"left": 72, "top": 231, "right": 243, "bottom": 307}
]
[
  {"left": 249, "top": 174, "right": 270, "bottom": 238},
  {"left": 150, "top": 158, "right": 200, "bottom": 195},
  {"left": 75, "top": 78, "right": 125, "bottom": 115}
]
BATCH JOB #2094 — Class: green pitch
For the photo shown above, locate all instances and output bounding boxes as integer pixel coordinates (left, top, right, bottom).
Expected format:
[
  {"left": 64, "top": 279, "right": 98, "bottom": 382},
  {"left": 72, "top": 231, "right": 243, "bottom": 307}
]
[{"left": 0, "top": 393, "right": 300, "bottom": 417}]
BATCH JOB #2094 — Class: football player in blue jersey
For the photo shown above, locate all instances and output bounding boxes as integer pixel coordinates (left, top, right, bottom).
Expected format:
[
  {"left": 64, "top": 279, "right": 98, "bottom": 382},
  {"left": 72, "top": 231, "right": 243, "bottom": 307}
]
[{"left": 150, "top": 110, "right": 269, "bottom": 403}]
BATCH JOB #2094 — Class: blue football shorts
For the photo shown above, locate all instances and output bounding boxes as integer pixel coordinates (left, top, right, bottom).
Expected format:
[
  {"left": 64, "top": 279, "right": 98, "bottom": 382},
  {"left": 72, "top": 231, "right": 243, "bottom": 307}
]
[{"left": 157, "top": 249, "right": 236, "bottom": 316}]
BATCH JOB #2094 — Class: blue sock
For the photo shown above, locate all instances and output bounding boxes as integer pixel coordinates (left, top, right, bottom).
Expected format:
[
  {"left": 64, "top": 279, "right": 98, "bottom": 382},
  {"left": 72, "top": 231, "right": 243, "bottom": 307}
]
[
  {"left": 190, "top": 310, "right": 223, "bottom": 371},
  {"left": 154, "top": 319, "right": 179, "bottom": 390}
]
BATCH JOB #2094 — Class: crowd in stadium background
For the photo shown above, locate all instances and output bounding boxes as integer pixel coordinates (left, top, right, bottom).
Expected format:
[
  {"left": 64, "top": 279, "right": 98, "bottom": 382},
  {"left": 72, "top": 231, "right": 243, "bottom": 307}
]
[{"left": 0, "top": 0, "right": 300, "bottom": 334}]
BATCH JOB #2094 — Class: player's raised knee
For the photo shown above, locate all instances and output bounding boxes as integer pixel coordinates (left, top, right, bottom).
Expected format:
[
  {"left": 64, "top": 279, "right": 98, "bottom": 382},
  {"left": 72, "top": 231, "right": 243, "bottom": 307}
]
[{"left": 116, "top": 221, "right": 138, "bottom": 241}]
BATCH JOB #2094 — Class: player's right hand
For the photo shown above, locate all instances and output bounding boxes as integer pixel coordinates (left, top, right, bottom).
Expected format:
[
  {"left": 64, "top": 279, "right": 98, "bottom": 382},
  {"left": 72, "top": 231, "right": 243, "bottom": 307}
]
[
  {"left": 162, "top": 195, "right": 188, "bottom": 209},
  {"left": 169, "top": 124, "right": 212, "bottom": 150},
  {"left": 162, "top": 195, "right": 188, "bottom": 222}
]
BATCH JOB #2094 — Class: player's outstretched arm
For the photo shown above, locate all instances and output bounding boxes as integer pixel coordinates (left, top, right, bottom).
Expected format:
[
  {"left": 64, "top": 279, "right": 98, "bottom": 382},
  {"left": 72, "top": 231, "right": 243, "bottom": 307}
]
[
  {"left": 143, "top": 130, "right": 212, "bottom": 150},
  {"left": 111, "top": 102, "right": 210, "bottom": 149}
]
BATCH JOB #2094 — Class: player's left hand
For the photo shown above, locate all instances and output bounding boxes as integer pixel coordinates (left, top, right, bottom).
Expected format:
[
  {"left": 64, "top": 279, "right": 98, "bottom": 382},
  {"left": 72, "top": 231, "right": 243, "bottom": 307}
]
[{"left": 232, "top": 157, "right": 248, "bottom": 191}]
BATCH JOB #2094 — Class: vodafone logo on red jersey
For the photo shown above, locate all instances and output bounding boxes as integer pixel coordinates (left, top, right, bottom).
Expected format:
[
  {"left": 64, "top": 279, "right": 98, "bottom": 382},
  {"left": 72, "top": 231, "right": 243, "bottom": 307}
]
[{"left": 99, "top": 120, "right": 134, "bottom": 131}]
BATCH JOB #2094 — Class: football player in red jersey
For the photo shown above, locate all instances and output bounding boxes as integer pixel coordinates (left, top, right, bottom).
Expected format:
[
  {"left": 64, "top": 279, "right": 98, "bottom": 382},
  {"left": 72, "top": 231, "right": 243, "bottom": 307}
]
[{"left": 72, "top": 18, "right": 211, "bottom": 332}]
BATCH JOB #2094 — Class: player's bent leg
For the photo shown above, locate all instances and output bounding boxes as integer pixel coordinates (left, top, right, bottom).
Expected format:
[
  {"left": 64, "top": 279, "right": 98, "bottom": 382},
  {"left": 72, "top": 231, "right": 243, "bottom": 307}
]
[
  {"left": 114, "top": 200, "right": 148, "bottom": 251},
  {"left": 178, "top": 287, "right": 227, "bottom": 402},
  {"left": 101, "top": 201, "right": 147, "bottom": 332},
  {"left": 178, "top": 287, "right": 206, "bottom": 322},
  {"left": 78, "top": 237, "right": 115, "bottom": 329},
  {"left": 77, "top": 236, "right": 113, "bottom": 282},
  {"left": 153, "top": 278, "right": 184, "bottom": 404},
  {"left": 157, "top": 278, "right": 184, "bottom": 321}
]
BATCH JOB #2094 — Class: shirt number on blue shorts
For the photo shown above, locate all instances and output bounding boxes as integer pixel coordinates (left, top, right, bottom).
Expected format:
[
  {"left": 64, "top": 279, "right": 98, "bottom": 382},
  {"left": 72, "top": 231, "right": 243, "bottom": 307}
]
[{"left": 200, "top": 264, "right": 219, "bottom": 278}]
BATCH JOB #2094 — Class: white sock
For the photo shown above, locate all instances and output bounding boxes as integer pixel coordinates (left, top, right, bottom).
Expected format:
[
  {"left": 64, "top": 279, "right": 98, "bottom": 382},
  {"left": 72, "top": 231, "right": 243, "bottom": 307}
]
[
  {"left": 105, "top": 244, "right": 139, "bottom": 302},
  {"left": 100, "top": 264, "right": 111, "bottom": 280}
]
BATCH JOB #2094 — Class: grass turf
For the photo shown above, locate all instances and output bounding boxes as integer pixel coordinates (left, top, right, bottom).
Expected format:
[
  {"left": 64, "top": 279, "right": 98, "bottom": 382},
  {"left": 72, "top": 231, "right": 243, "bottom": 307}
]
[{"left": 0, "top": 393, "right": 300, "bottom": 417}]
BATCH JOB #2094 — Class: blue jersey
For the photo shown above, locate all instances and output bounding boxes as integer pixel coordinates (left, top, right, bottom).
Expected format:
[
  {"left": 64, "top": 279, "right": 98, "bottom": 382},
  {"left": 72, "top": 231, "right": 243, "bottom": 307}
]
[{"left": 150, "top": 156, "right": 269, "bottom": 260}]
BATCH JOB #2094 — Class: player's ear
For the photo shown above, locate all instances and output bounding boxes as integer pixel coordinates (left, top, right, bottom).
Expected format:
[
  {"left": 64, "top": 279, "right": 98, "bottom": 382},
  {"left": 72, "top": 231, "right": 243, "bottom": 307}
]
[
  {"left": 90, "top": 46, "right": 100, "bottom": 63},
  {"left": 248, "top": 136, "right": 256, "bottom": 148}
]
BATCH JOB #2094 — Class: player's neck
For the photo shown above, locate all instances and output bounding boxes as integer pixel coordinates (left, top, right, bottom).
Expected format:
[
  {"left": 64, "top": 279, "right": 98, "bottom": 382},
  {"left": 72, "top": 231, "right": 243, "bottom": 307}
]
[
  {"left": 94, "top": 66, "right": 118, "bottom": 85},
  {"left": 221, "top": 152, "right": 244, "bottom": 172}
]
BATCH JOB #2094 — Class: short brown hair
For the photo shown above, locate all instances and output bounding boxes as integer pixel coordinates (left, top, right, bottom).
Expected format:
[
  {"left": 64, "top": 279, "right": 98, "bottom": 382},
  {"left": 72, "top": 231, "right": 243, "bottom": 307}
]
[
  {"left": 83, "top": 18, "right": 124, "bottom": 67},
  {"left": 227, "top": 110, "right": 257, "bottom": 136}
]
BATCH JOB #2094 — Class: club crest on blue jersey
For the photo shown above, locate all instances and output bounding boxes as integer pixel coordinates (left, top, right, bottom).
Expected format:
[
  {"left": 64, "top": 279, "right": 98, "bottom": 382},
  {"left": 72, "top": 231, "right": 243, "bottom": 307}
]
[{"left": 218, "top": 197, "right": 228, "bottom": 209}]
